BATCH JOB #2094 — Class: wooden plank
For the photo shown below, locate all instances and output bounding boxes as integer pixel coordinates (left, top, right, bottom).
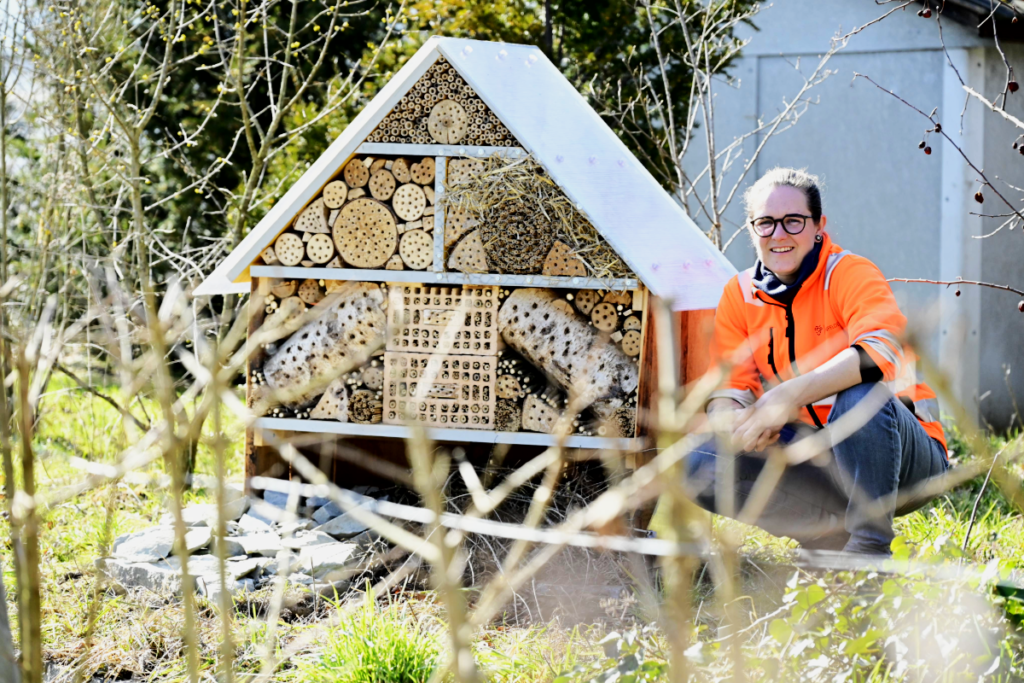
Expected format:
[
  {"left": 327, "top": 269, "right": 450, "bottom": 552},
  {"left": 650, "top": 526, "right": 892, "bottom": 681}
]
[
  {"left": 244, "top": 277, "right": 269, "bottom": 492},
  {"left": 636, "top": 293, "right": 677, "bottom": 440},
  {"left": 630, "top": 286, "right": 655, "bottom": 440},
  {"left": 634, "top": 306, "right": 716, "bottom": 438},
  {"left": 433, "top": 155, "right": 446, "bottom": 272},
  {"left": 252, "top": 417, "right": 640, "bottom": 450},
  {"left": 250, "top": 265, "right": 639, "bottom": 290},
  {"left": 680, "top": 309, "right": 715, "bottom": 386},
  {"left": 358, "top": 143, "right": 526, "bottom": 158}
]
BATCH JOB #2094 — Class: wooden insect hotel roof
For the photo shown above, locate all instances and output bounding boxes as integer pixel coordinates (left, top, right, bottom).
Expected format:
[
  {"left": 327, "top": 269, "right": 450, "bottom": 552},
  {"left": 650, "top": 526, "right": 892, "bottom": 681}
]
[{"left": 195, "top": 37, "right": 736, "bottom": 310}]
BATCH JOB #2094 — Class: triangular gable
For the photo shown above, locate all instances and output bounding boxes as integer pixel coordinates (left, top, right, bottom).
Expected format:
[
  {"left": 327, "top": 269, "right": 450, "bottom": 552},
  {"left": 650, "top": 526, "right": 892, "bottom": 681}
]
[
  {"left": 194, "top": 38, "right": 447, "bottom": 296},
  {"left": 196, "top": 37, "right": 736, "bottom": 311}
]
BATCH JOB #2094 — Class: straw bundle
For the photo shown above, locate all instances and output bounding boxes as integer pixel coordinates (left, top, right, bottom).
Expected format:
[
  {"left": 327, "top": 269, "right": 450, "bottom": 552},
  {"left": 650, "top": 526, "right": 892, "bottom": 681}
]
[{"left": 443, "top": 155, "right": 633, "bottom": 280}]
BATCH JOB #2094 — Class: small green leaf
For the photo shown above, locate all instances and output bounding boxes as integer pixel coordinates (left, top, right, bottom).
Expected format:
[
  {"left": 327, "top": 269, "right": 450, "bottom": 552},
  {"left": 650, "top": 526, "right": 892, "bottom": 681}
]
[
  {"left": 882, "top": 579, "right": 903, "bottom": 598},
  {"left": 769, "top": 618, "right": 792, "bottom": 645}
]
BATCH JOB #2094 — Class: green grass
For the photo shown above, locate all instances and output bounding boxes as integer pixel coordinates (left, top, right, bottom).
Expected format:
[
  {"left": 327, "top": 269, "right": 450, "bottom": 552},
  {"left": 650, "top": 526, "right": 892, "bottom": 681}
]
[
  {"left": 5, "top": 383, "right": 1024, "bottom": 681},
  {"left": 293, "top": 593, "right": 442, "bottom": 683}
]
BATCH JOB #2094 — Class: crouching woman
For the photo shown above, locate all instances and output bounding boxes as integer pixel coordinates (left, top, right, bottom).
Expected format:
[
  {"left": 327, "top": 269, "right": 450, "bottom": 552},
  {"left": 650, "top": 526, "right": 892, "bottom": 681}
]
[{"left": 690, "top": 168, "right": 948, "bottom": 556}]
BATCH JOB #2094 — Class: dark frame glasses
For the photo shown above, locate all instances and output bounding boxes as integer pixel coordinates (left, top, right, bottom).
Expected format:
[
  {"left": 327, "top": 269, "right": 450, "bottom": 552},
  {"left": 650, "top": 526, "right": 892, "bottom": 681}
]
[{"left": 750, "top": 214, "right": 812, "bottom": 237}]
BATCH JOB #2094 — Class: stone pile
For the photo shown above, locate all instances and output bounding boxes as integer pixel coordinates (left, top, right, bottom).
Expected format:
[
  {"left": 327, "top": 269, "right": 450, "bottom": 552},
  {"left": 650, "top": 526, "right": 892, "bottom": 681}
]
[{"left": 96, "top": 484, "right": 388, "bottom": 602}]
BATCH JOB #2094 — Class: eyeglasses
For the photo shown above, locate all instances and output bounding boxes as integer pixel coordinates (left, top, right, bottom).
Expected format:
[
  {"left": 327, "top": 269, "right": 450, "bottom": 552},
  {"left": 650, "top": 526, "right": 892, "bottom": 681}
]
[{"left": 750, "top": 214, "right": 812, "bottom": 238}]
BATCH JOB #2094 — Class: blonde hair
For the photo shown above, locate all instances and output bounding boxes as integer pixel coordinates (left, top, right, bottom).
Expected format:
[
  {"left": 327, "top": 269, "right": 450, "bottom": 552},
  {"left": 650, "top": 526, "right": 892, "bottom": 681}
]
[{"left": 743, "top": 167, "right": 824, "bottom": 222}]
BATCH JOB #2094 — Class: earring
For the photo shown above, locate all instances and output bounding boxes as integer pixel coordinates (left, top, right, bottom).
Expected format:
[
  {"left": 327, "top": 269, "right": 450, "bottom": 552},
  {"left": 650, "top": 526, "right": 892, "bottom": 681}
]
[{"left": 814, "top": 233, "right": 823, "bottom": 243}]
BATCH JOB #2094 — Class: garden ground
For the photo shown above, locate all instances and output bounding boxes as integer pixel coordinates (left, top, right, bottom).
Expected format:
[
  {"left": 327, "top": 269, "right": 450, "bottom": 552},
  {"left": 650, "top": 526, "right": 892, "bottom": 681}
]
[{"left": 9, "top": 381, "right": 1024, "bottom": 682}]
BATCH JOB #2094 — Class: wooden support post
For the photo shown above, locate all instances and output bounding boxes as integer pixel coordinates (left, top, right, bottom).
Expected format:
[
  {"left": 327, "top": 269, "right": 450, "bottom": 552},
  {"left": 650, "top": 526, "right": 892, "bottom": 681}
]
[{"left": 245, "top": 277, "right": 270, "bottom": 492}]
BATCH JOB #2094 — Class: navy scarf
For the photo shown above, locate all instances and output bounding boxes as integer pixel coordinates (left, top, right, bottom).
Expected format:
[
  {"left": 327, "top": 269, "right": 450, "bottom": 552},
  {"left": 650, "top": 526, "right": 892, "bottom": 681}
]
[{"left": 751, "top": 241, "right": 823, "bottom": 306}]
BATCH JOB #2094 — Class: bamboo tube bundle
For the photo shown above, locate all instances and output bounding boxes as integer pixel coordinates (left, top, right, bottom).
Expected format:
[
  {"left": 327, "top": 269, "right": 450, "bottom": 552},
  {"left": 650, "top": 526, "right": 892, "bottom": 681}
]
[{"left": 366, "top": 56, "right": 520, "bottom": 147}]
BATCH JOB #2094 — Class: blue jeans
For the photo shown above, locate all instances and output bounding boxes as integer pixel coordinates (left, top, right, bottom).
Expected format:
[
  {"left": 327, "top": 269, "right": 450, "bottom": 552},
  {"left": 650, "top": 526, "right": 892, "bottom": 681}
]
[{"left": 685, "top": 383, "right": 948, "bottom": 554}]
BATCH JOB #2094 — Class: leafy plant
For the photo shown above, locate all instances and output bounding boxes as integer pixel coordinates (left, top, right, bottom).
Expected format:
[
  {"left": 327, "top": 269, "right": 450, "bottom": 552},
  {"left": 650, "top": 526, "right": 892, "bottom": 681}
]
[{"left": 556, "top": 624, "right": 670, "bottom": 683}]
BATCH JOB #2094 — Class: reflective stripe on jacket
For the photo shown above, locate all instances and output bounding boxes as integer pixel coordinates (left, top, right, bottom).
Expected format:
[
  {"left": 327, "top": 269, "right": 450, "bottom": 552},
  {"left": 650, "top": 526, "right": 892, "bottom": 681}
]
[{"left": 708, "top": 232, "right": 947, "bottom": 450}]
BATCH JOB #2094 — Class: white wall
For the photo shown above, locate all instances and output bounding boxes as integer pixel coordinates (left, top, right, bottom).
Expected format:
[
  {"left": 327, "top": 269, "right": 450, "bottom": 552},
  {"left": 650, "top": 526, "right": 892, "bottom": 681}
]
[{"left": 683, "top": 0, "right": 1024, "bottom": 428}]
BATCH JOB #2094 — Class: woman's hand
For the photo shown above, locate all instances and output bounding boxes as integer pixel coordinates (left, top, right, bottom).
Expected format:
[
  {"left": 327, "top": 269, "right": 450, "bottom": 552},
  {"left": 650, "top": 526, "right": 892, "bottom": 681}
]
[{"left": 731, "top": 384, "right": 800, "bottom": 452}]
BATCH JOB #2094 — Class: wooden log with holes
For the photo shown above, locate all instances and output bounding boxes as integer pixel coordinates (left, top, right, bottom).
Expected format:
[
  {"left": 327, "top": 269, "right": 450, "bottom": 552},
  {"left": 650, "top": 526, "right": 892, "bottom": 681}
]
[
  {"left": 447, "top": 229, "right": 490, "bottom": 273},
  {"left": 542, "top": 241, "right": 588, "bottom": 277},
  {"left": 261, "top": 246, "right": 280, "bottom": 266},
  {"left": 306, "top": 233, "right": 336, "bottom": 264},
  {"left": 574, "top": 289, "right": 599, "bottom": 316},
  {"left": 392, "top": 158, "right": 412, "bottom": 184},
  {"left": 271, "top": 279, "right": 297, "bottom": 299},
  {"left": 333, "top": 198, "right": 398, "bottom": 268},
  {"left": 343, "top": 159, "right": 369, "bottom": 188},
  {"left": 398, "top": 229, "right": 433, "bottom": 270},
  {"left": 369, "top": 170, "right": 397, "bottom": 201},
  {"left": 392, "top": 184, "right": 426, "bottom": 222},
  {"left": 428, "top": 100, "right": 469, "bottom": 143},
  {"left": 498, "top": 288, "right": 638, "bottom": 419},
  {"left": 410, "top": 157, "right": 435, "bottom": 185},
  {"left": 323, "top": 180, "right": 348, "bottom": 209},
  {"left": 274, "top": 232, "right": 305, "bottom": 266}
]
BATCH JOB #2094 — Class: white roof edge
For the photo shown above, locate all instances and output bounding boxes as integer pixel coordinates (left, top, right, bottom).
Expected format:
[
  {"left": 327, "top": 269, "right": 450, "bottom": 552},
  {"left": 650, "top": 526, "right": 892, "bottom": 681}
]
[
  {"left": 435, "top": 38, "right": 735, "bottom": 311},
  {"left": 194, "top": 274, "right": 248, "bottom": 297}
]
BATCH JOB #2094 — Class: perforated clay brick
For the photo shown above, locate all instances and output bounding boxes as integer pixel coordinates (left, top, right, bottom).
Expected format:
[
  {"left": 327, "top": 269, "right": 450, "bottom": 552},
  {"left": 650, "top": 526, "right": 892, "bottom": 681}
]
[
  {"left": 386, "top": 285, "right": 499, "bottom": 355},
  {"left": 382, "top": 351, "right": 496, "bottom": 430}
]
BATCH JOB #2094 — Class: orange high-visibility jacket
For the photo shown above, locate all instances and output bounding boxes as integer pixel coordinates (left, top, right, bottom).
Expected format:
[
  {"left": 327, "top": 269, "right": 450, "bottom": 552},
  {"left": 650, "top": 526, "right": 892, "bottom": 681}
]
[{"left": 708, "top": 232, "right": 946, "bottom": 449}]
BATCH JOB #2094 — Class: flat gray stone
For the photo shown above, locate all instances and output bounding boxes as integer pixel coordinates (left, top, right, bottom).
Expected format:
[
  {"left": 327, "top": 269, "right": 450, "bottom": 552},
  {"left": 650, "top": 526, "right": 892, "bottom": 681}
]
[
  {"left": 212, "top": 536, "right": 246, "bottom": 558},
  {"left": 311, "top": 503, "right": 342, "bottom": 525},
  {"left": 248, "top": 500, "right": 295, "bottom": 526},
  {"left": 163, "top": 555, "right": 223, "bottom": 576},
  {"left": 277, "top": 519, "right": 314, "bottom": 536},
  {"left": 263, "top": 490, "right": 290, "bottom": 508},
  {"left": 298, "top": 542, "right": 360, "bottom": 580},
  {"left": 113, "top": 527, "right": 175, "bottom": 563},
  {"left": 281, "top": 530, "right": 335, "bottom": 551},
  {"left": 97, "top": 554, "right": 262, "bottom": 599},
  {"left": 260, "top": 553, "right": 300, "bottom": 577},
  {"left": 96, "top": 557, "right": 182, "bottom": 596},
  {"left": 225, "top": 558, "right": 263, "bottom": 581},
  {"left": 288, "top": 572, "right": 315, "bottom": 586},
  {"left": 306, "top": 496, "right": 332, "bottom": 508},
  {"left": 235, "top": 533, "right": 283, "bottom": 557},
  {"left": 161, "top": 497, "right": 250, "bottom": 527},
  {"left": 185, "top": 527, "right": 213, "bottom": 554},
  {"left": 315, "top": 512, "right": 370, "bottom": 540},
  {"left": 224, "top": 483, "right": 246, "bottom": 503},
  {"left": 237, "top": 513, "right": 272, "bottom": 534},
  {"left": 197, "top": 575, "right": 255, "bottom": 602}
]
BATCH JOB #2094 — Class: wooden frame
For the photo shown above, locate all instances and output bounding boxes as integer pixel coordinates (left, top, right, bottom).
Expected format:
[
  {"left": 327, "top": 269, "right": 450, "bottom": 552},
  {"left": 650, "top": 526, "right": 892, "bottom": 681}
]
[{"left": 250, "top": 266, "right": 638, "bottom": 290}]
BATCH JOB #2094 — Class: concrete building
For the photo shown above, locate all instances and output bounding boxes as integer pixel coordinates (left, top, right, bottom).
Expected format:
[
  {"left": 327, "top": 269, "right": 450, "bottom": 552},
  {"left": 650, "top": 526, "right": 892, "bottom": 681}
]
[{"left": 684, "top": 0, "right": 1024, "bottom": 429}]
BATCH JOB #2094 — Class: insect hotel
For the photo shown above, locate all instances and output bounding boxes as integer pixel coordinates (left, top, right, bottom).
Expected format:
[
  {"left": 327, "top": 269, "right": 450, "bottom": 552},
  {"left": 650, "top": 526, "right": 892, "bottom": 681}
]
[{"left": 196, "top": 37, "right": 735, "bottom": 485}]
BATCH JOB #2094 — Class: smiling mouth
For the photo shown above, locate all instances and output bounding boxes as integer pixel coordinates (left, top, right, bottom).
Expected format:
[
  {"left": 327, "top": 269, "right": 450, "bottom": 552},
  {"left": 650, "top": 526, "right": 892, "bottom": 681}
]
[{"left": 770, "top": 247, "right": 794, "bottom": 253}]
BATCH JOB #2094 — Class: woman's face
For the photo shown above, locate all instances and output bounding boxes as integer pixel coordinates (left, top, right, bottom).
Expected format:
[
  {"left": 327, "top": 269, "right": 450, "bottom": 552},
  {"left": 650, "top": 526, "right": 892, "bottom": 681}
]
[{"left": 748, "top": 185, "right": 826, "bottom": 284}]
